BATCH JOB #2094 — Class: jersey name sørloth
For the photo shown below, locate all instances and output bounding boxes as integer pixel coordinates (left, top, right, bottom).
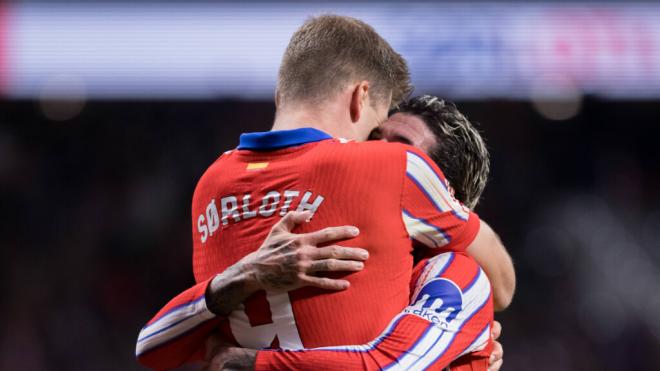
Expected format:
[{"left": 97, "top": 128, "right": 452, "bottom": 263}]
[{"left": 136, "top": 128, "right": 480, "bottom": 369}]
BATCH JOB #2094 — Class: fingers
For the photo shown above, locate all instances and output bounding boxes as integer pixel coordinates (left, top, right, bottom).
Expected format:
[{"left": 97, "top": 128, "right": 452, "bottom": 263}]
[
  {"left": 311, "top": 245, "right": 369, "bottom": 261},
  {"left": 303, "top": 226, "right": 360, "bottom": 245},
  {"left": 488, "top": 321, "right": 503, "bottom": 371},
  {"left": 300, "top": 275, "right": 350, "bottom": 290},
  {"left": 488, "top": 358, "right": 503, "bottom": 371},
  {"left": 489, "top": 321, "right": 503, "bottom": 371},
  {"left": 308, "top": 259, "right": 365, "bottom": 273},
  {"left": 492, "top": 320, "right": 502, "bottom": 340},
  {"left": 273, "top": 211, "right": 312, "bottom": 233},
  {"left": 490, "top": 340, "right": 503, "bottom": 363}
]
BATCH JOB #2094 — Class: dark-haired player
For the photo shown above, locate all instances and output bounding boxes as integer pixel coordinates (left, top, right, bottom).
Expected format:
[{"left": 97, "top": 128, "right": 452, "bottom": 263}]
[
  {"left": 382, "top": 96, "right": 512, "bottom": 312},
  {"left": 202, "top": 96, "right": 509, "bottom": 370},
  {"left": 138, "top": 95, "right": 511, "bottom": 370},
  {"left": 383, "top": 95, "right": 489, "bottom": 211}
]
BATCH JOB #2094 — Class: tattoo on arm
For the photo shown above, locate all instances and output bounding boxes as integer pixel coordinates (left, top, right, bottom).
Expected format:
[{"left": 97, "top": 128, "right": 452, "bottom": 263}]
[{"left": 205, "top": 263, "right": 256, "bottom": 316}]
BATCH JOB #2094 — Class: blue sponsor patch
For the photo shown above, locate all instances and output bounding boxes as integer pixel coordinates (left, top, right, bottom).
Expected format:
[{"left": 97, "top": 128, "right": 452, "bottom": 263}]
[{"left": 405, "top": 278, "right": 463, "bottom": 329}]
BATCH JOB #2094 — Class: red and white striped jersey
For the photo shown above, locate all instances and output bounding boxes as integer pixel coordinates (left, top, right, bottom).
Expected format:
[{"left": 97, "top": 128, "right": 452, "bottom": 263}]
[
  {"left": 255, "top": 252, "right": 494, "bottom": 370},
  {"left": 136, "top": 128, "right": 481, "bottom": 370}
]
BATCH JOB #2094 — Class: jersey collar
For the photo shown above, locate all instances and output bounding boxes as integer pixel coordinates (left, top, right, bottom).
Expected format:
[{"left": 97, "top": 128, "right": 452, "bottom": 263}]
[{"left": 238, "top": 128, "right": 333, "bottom": 150}]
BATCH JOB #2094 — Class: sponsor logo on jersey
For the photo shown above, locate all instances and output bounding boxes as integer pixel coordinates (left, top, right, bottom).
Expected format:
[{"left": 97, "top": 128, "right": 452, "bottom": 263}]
[{"left": 405, "top": 278, "right": 463, "bottom": 331}]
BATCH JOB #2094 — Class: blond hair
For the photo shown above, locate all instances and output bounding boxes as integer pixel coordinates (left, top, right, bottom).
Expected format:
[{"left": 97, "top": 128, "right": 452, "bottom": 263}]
[{"left": 278, "top": 15, "right": 412, "bottom": 108}]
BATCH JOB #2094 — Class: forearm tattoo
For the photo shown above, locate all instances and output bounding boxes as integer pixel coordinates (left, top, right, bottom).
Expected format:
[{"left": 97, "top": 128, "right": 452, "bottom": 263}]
[{"left": 205, "top": 264, "right": 252, "bottom": 316}]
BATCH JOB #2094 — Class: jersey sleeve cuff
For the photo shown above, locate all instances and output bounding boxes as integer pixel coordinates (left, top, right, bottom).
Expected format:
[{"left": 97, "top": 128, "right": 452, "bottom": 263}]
[
  {"left": 254, "top": 350, "right": 279, "bottom": 371},
  {"left": 449, "top": 212, "right": 480, "bottom": 252}
]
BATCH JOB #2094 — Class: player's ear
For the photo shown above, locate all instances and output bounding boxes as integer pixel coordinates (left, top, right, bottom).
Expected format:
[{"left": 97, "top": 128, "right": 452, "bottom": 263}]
[
  {"left": 349, "top": 81, "right": 369, "bottom": 123},
  {"left": 274, "top": 88, "right": 281, "bottom": 108}
]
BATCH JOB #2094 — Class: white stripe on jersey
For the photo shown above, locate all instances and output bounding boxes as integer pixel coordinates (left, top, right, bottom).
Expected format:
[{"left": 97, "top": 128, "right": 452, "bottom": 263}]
[
  {"left": 135, "top": 296, "right": 215, "bottom": 356},
  {"left": 384, "top": 324, "right": 443, "bottom": 370},
  {"left": 405, "top": 151, "right": 470, "bottom": 221},
  {"left": 411, "top": 253, "right": 455, "bottom": 301},
  {"left": 460, "top": 323, "right": 491, "bottom": 356},
  {"left": 313, "top": 313, "right": 407, "bottom": 352},
  {"left": 386, "top": 267, "right": 492, "bottom": 370},
  {"left": 410, "top": 270, "right": 491, "bottom": 370},
  {"left": 402, "top": 210, "right": 450, "bottom": 248}
]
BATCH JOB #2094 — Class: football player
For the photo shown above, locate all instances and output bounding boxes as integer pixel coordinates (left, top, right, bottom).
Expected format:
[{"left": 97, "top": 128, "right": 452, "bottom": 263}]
[{"left": 136, "top": 15, "right": 513, "bottom": 371}]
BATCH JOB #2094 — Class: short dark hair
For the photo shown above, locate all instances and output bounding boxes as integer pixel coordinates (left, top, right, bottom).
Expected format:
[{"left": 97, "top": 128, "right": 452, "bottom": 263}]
[
  {"left": 391, "top": 95, "right": 490, "bottom": 209},
  {"left": 278, "top": 15, "right": 412, "bottom": 108}
]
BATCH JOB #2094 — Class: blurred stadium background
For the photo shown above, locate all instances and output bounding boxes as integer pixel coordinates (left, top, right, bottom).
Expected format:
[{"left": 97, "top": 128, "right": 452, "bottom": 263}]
[{"left": 1, "top": 1, "right": 659, "bottom": 370}]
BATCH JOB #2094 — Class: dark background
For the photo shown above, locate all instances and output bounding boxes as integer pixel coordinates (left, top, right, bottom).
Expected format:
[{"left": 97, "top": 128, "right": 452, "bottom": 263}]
[{"left": 1, "top": 97, "right": 659, "bottom": 370}]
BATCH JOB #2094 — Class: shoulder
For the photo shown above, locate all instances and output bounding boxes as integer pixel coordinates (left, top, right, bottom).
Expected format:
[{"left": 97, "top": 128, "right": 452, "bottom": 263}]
[
  {"left": 307, "top": 140, "right": 413, "bottom": 176},
  {"left": 320, "top": 140, "right": 446, "bottom": 174},
  {"left": 200, "top": 150, "right": 233, "bottom": 174},
  {"left": 400, "top": 144, "right": 450, "bottom": 183},
  {"left": 440, "top": 252, "right": 479, "bottom": 271},
  {"left": 192, "top": 150, "right": 236, "bottom": 193},
  {"left": 410, "top": 253, "right": 491, "bottom": 326},
  {"left": 317, "top": 139, "right": 412, "bottom": 159},
  {"left": 418, "top": 253, "right": 489, "bottom": 295}
]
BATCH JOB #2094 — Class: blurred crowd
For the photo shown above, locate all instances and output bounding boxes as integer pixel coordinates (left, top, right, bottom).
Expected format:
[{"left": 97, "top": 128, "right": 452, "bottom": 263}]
[{"left": 0, "top": 98, "right": 658, "bottom": 370}]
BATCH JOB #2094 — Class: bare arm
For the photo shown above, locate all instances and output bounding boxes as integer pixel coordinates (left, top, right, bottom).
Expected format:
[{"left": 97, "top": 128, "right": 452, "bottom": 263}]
[
  {"left": 399, "top": 148, "right": 515, "bottom": 311},
  {"left": 467, "top": 220, "right": 515, "bottom": 311},
  {"left": 205, "top": 211, "right": 368, "bottom": 315},
  {"left": 203, "top": 322, "right": 506, "bottom": 371},
  {"left": 203, "top": 253, "right": 502, "bottom": 371}
]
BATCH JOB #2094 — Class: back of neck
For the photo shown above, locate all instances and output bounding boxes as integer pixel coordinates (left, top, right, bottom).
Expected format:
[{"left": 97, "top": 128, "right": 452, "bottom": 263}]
[{"left": 272, "top": 107, "right": 353, "bottom": 139}]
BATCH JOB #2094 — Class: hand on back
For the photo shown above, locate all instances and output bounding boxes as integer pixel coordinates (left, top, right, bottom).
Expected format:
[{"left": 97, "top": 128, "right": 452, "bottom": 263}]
[{"left": 242, "top": 211, "right": 369, "bottom": 292}]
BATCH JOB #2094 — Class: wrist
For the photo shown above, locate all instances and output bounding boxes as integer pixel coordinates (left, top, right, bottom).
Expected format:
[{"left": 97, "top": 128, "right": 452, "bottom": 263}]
[
  {"left": 205, "top": 261, "right": 262, "bottom": 316},
  {"left": 227, "top": 348, "right": 257, "bottom": 371},
  {"left": 205, "top": 274, "right": 225, "bottom": 315},
  {"left": 236, "top": 255, "right": 263, "bottom": 293}
]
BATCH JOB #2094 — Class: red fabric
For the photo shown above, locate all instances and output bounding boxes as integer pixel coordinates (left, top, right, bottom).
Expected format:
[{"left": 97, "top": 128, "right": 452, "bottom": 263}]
[
  {"left": 402, "top": 147, "right": 480, "bottom": 254},
  {"left": 255, "top": 253, "right": 493, "bottom": 370},
  {"left": 137, "top": 277, "right": 217, "bottom": 369},
  {"left": 138, "top": 138, "right": 480, "bottom": 370},
  {"left": 449, "top": 353, "right": 492, "bottom": 371}
]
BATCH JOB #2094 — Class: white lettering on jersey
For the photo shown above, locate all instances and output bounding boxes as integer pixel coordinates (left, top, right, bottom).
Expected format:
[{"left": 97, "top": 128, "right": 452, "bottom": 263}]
[
  {"left": 197, "top": 214, "right": 208, "bottom": 243},
  {"left": 228, "top": 291, "right": 303, "bottom": 350},
  {"left": 241, "top": 195, "right": 257, "bottom": 219},
  {"left": 258, "top": 191, "right": 281, "bottom": 217},
  {"left": 198, "top": 189, "right": 325, "bottom": 243},
  {"left": 297, "top": 191, "right": 324, "bottom": 214},
  {"left": 279, "top": 190, "right": 300, "bottom": 216},
  {"left": 206, "top": 199, "right": 220, "bottom": 236},
  {"left": 220, "top": 196, "right": 241, "bottom": 225}
]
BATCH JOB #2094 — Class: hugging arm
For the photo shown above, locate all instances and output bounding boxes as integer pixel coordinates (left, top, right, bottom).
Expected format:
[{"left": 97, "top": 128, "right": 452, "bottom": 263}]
[
  {"left": 466, "top": 220, "right": 515, "bottom": 311},
  {"left": 207, "top": 252, "right": 494, "bottom": 371},
  {"left": 136, "top": 212, "right": 368, "bottom": 370},
  {"left": 401, "top": 147, "right": 515, "bottom": 311},
  {"left": 139, "top": 148, "right": 512, "bottom": 370}
]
